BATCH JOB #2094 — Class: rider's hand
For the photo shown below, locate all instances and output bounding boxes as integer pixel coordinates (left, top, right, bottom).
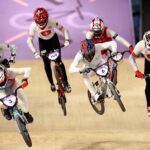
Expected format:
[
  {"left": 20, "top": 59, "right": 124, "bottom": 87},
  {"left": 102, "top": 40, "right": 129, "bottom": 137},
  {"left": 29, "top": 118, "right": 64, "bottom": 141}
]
[
  {"left": 135, "top": 70, "right": 144, "bottom": 79},
  {"left": 9, "top": 55, "right": 15, "bottom": 64},
  {"left": 80, "top": 67, "right": 90, "bottom": 73},
  {"left": 129, "top": 45, "right": 134, "bottom": 54},
  {"left": 34, "top": 51, "right": 40, "bottom": 59},
  {"left": 9, "top": 44, "right": 17, "bottom": 52},
  {"left": 21, "top": 78, "right": 28, "bottom": 89},
  {"left": 64, "top": 40, "right": 70, "bottom": 47}
]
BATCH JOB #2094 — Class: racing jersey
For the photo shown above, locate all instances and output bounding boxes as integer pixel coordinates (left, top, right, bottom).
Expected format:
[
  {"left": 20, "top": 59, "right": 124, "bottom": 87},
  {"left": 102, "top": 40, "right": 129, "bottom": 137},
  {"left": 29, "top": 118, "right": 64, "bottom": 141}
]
[
  {"left": 69, "top": 41, "right": 117, "bottom": 73},
  {"left": 86, "top": 26, "right": 131, "bottom": 48},
  {"left": 0, "top": 68, "right": 32, "bottom": 89},
  {"left": 129, "top": 40, "right": 150, "bottom": 71},
  {"left": 27, "top": 18, "right": 69, "bottom": 53}
]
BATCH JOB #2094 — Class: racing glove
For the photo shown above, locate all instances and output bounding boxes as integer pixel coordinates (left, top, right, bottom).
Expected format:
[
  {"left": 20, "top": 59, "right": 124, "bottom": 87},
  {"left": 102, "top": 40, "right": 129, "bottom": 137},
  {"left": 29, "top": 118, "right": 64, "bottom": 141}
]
[
  {"left": 135, "top": 70, "right": 144, "bottom": 79},
  {"left": 64, "top": 40, "right": 70, "bottom": 47},
  {"left": 34, "top": 51, "right": 40, "bottom": 59},
  {"left": 21, "top": 78, "right": 28, "bottom": 89},
  {"left": 80, "top": 67, "right": 90, "bottom": 74},
  {"left": 129, "top": 45, "right": 134, "bottom": 54}
]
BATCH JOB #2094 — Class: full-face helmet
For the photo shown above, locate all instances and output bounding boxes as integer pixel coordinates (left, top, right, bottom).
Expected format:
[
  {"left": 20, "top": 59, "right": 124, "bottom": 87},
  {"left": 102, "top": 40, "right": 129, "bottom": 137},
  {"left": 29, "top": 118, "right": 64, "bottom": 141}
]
[
  {"left": 143, "top": 31, "right": 150, "bottom": 50},
  {"left": 80, "top": 39, "right": 95, "bottom": 62},
  {"left": 33, "top": 8, "right": 48, "bottom": 29},
  {"left": 0, "top": 65, "right": 8, "bottom": 87},
  {"left": 90, "top": 17, "right": 105, "bottom": 38}
]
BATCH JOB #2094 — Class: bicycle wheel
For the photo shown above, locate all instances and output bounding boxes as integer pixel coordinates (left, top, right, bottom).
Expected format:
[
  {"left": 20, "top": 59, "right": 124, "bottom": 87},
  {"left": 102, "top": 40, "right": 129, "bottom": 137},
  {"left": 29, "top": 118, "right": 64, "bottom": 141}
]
[
  {"left": 111, "top": 69, "right": 117, "bottom": 85},
  {"left": 88, "top": 90, "right": 105, "bottom": 115},
  {"left": 53, "top": 66, "right": 65, "bottom": 92},
  {"left": 59, "top": 95, "right": 67, "bottom": 116},
  {"left": 15, "top": 116, "right": 32, "bottom": 147},
  {"left": 109, "top": 83, "right": 126, "bottom": 112}
]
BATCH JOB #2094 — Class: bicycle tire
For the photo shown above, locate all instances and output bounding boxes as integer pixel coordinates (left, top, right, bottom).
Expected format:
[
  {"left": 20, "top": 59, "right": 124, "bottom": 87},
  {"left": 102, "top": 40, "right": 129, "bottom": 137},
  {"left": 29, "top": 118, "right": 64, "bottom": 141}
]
[
  {"left": 15, "top": 116, "right": 32, "bottom": 147},
  {"left": 88, "top": 90, "right": 105, "bottom": 115},
  {"left": 109, "top": 83, "right": 126, "bottom": 112},
  {"left": 111, "top": 69, "right": 117, "bottom": 85},
  {"left": 53, "top": 65, "right": 65, "bottom": 92},
  {"left": 59, "top": 95, "right": 67, "bottom": 116}
]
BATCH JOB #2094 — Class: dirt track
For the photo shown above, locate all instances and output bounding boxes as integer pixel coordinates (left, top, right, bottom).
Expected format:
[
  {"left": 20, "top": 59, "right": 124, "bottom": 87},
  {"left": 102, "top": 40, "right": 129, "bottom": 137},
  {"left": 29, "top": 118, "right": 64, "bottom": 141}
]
[{"left": 0, "top": 59, "right": 150, "bottom": 150}]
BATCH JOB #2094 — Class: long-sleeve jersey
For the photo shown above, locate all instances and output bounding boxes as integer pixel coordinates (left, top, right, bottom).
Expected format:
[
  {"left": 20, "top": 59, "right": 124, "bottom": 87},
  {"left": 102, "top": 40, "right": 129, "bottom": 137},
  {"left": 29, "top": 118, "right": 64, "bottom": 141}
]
[
  {"left": 0, "top": 44, "right": 17, "bottom": 59},
  {"left": 86, "top": 26, "right": 131, "bottom": 48},
  {"left": 0, "top": 67, "right": 32, "bottom": 89},
  {"left": 69, "top": 41, "right": 117, "bottom": 73},
  {"left": 129, "top": 40, "right": 150, "bottom": 71},
  {"left": 27, "top": 18, "right": 69, "bottom": 53}
]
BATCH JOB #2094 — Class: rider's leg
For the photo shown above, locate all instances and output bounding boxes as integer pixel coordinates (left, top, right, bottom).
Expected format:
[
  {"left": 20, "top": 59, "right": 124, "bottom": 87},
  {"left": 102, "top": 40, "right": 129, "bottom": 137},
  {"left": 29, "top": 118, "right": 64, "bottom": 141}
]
[
  {"left": 39, "top": 37, "right": 56, "bottom": 92},
  {"left": 0, "top": 89, "right": 12, "bottom": 120},
  {"left": 12, "top": 79, "right": 33, "bottom": 123},
  {"left": 42, "top": 56, "right": 56, "bottom": 92},
  {"left": 82, "top": 71, "right": 101, "bottom": 101},
  {"left": 144, "top": 59, "right": 150, "bottom": 116}
]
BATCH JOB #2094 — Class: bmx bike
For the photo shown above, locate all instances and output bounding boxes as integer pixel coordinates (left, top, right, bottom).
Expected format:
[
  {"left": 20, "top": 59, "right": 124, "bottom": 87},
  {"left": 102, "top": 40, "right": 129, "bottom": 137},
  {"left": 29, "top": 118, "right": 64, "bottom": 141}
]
[
  {"left": 82, "top": 50, "right": 129, "bottom": 115},
  {"left": 41, "top": 47, "right": 67, "bottom": 116},
  {"left": 0, "top": 86, "right": 32, "bottom": 147}
]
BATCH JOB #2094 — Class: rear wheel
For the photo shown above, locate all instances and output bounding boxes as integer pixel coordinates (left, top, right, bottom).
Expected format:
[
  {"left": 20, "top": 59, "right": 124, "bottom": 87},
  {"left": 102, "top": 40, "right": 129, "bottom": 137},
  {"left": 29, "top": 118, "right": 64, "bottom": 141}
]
[
  {"left": 59, "top": 95, "right": 67, "bottom": 116},
  {"left": 16, "top": 116, "right": 32, "bottom": 147},
  {"left": 109, "top": 83, "right": 126, "bottom": 112}
]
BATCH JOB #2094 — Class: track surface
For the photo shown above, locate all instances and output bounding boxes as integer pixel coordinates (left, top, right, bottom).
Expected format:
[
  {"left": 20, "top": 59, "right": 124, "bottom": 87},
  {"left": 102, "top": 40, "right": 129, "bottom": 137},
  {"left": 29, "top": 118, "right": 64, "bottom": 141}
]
[{"left": 0, "top": 59, "right": 150, "bottom": 150}]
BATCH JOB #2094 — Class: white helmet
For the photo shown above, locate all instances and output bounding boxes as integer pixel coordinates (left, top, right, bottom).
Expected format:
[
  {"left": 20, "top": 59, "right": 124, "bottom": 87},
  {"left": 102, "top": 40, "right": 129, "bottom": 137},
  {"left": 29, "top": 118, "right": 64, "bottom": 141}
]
[
  {"left": 143, "top": 30, "right": 150, "bottom": 49},
  {"left": 90, "top": 17, "right": 105, "bottom": 38}
]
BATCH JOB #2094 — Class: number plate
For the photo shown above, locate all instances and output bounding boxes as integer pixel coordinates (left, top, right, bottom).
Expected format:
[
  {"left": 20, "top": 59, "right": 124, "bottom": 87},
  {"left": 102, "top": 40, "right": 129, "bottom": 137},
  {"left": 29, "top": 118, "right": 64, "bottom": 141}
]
[
  {"left": 48, "top": 51, "right": 59, "bottom": 61},
  {"left": 2, "top": 95, "right": 17, "bottom": 108},
  {"left": 96, "top": 64, "right": 108, "bottom": 77}
]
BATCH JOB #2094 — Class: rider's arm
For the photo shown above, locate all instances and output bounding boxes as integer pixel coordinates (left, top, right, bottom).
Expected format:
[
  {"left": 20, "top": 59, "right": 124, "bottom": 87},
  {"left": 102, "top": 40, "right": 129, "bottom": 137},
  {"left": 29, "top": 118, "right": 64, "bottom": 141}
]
[
  {"left": 27, "top": 22, "right": 37, "bottom": 54},
  {"left": 86, "top": 30, "right": 93, "bottom": 40},
  {"left": 128, "top": 40, "right": 144, "bottom": 71},
  {"left": 53, "top": 18, "right": 69, "bottom": 41},
  {"left": 95, "top": 41, "right": 117, "bottom": 54},
  {"left": 0, "top": 43, "right": 17, "bottom": 55},
  {"left": 69, "top": 51, "right": 83, "bottom": 73},
  {"left": 8, "top": 68, "right": 32, "bottom": 79},
  {"left": 106, "top": 28, "right": 131, "bottom": 48}
]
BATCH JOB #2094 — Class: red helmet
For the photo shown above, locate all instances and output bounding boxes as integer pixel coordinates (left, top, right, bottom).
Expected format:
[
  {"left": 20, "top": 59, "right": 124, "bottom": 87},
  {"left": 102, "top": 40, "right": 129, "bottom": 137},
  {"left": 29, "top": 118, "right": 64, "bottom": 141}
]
[
  {"left": 80, "top": 39, "right": 95, "bottom": 62},
  {"left": 33, "top": 8, "right": 48, "bottom": 29},
  {"left": 0, "top": 65, "right": 8, "bottom": 87}
]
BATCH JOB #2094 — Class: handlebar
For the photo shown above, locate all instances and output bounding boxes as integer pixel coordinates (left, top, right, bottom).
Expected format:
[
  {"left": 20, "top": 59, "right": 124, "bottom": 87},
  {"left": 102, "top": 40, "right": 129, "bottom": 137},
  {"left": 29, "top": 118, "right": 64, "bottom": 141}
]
[{"left": 15, "top": 86, "right": 23, "bottom": 95}]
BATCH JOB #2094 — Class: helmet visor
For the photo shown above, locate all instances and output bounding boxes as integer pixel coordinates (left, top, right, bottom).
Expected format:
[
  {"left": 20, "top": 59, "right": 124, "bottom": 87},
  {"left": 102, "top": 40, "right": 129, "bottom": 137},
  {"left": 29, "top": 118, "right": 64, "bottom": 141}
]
[
  {"left": 146, "top": 34, "right": 150, "bottom": 42},
  {"left": 36, "top": 19, "right": 46, "bottom": 26},
  {"left": 93, "top": 30, "right": 102, "bottom": 37},
  {"left": 84, "top": 47, "right": 95, "bottom": 62}
]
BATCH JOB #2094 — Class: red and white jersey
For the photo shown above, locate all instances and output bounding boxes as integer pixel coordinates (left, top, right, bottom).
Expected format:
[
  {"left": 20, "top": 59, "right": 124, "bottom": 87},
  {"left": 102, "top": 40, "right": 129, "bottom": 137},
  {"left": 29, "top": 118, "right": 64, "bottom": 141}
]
[
  {"left": 69, "top": 41, "right": 117, "bottom": 73},
  {"left": 0, "top": 67, "right": 32, "bottom": 89},
  {"left": 129, "top": 40, "right": 150, "bottom": 71},
  {"left": 27, "top": 18, "right": 69, "bottom": 53},
  {"left": 86, "top": 26, "right": 131, "bottom": 48}
]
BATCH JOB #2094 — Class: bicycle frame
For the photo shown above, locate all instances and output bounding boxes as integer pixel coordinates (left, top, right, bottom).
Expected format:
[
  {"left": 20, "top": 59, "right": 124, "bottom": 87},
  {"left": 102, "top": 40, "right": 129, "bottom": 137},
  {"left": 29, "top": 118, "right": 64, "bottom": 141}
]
[{"left": 43, "top": 49, "right": 67, "bottom": 115}]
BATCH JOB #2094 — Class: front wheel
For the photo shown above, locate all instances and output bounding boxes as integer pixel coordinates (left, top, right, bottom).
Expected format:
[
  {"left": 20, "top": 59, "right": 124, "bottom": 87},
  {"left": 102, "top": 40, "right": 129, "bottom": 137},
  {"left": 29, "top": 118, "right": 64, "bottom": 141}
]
[
  {"left": 88, "top": 90, "right": 105, "bottom": 115},
  {"left": 15, "top": 116, "right": 32, "bottom": 147},
  {"left": 109, "top": 83, "right": 126, "bottom": 112},
  {"left": 59, "top": 95, "right": 67, "bottom": 116}
]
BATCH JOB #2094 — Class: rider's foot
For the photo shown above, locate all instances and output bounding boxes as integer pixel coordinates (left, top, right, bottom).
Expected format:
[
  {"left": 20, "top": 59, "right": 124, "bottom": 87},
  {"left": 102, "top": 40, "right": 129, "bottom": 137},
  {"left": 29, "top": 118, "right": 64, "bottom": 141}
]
[
  {"left": 94, "top": 93, "right": 103, "bottom": 102},
  {"left": 24, "top": 112, "right": 33, "bottom": 123},
  {"left": 147, "top": 107, "right": 150, "bottom": 116},
  {"left": 51, "top": 84, "right": 56, "bottom": 92},
  {"left": 65, "top": 83, "right": 71, "bottom": 93},
  {"left": 1, "top": 108, "right": 12, "bottom": 120}
]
